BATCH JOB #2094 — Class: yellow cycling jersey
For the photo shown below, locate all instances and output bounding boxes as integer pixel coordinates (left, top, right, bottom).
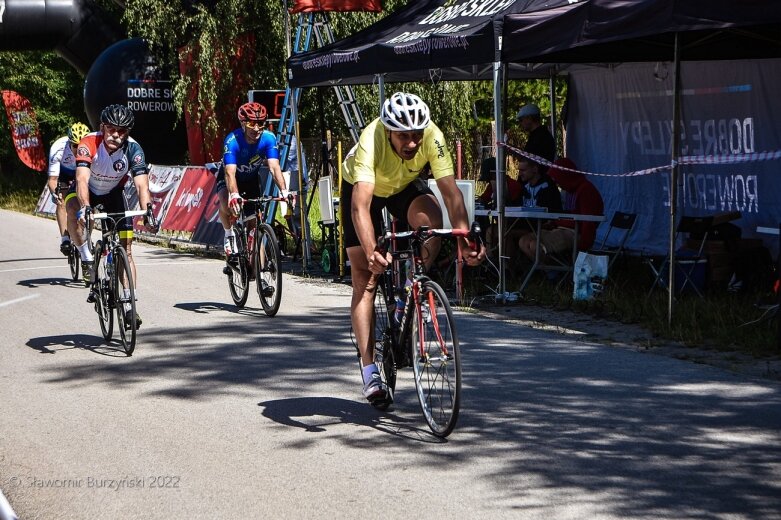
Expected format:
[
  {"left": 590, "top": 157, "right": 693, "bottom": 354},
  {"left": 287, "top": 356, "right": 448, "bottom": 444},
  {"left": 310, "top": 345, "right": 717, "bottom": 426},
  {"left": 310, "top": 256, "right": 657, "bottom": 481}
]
[{"left": 343, "top": 118, "right": 454, "bottom": 198}]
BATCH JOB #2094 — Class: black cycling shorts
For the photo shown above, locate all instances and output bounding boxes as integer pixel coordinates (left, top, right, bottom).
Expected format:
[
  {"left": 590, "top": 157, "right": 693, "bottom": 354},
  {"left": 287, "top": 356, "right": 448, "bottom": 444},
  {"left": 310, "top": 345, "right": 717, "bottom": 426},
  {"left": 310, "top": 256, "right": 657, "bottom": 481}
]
[
  {"left": 215, "top": 165, "right": 269, "bottom": 200},
  {"left": 67, "top": 183, "right": 132, "bottom": 235},
  {"left": 340, "top": 177, "right": 434, "bottom": 249}
]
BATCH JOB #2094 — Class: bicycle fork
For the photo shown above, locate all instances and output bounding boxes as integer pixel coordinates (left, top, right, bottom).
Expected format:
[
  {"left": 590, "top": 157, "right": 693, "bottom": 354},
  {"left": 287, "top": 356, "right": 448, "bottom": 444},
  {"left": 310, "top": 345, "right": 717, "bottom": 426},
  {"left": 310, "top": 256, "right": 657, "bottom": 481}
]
[{"left": 406, "top": 282, "right": 450, "bottom": 363}]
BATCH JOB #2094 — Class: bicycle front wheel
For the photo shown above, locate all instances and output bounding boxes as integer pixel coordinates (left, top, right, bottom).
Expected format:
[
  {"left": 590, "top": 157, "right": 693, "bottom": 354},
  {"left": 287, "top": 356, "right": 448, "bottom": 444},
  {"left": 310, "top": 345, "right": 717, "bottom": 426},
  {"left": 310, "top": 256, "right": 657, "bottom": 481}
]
[
  {"left": 68, "top": 247, "right": 80, "bottom": 281},
  {"left": 93, "top": 241, "right": 113, "bottom": 341},
  {"left": 410, "top": 280, "right": 461, "bottom": 437},
  {"left": 255, "top": 223, "right": 282, "bottom": 316},
  {"left": 371, "top": 277, "right": 397, "bottom": 410},
  {"left": 113, "top": 246, "right": 137, "bottom": 356},
  {"left": 227, "top": 225, "right": 250, "bottom": 308}
]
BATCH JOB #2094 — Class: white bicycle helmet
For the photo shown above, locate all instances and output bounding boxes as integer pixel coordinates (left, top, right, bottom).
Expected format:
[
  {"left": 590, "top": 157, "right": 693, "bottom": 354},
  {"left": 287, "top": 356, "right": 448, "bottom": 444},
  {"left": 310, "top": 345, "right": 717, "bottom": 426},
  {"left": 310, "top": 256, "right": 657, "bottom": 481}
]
[{"left": 380, "top": 92, "right": 431, "bottom": 132}]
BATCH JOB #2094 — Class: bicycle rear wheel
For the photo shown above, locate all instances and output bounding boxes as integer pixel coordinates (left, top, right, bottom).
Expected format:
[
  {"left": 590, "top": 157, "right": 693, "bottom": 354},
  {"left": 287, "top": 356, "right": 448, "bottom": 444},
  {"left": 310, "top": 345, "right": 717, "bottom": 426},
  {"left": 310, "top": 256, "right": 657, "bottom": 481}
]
[
  {"left": 113, "top": 246, "right": 136, "bottom": 356},
  {"left": 227, "top": 225, "right": 250, "bottom": 308},
  {"left": 93, "top": 241, "right": 113, "bottom": 341},
  {"left": 371, "top": 277, "right": 397, "bottom": 410},
  {"left": 68, "top": 247, "right": 80, "bottom": 281},
  {"left": 410, "top": 279, "right": 461, "bottom": 437},
  {"left": 255, "top": 223, "right": 282, "bottom": 316}
]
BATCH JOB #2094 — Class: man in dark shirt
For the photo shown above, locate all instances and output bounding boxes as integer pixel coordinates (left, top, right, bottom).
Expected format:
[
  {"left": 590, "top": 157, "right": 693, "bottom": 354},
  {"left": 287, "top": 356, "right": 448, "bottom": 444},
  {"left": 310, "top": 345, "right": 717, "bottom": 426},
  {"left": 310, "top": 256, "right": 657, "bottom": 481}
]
[
  {"left": 517, "top": 103, "right": 555, "bottom": 174},
  {"left": 519, "top": 158, "right": 604, "bottom": 262},
  {"left": 517, "top": 157, "right": 562, "bottom": 210},
  {"left": 507, "top": 157, "right": 563, "bottom": 264}
]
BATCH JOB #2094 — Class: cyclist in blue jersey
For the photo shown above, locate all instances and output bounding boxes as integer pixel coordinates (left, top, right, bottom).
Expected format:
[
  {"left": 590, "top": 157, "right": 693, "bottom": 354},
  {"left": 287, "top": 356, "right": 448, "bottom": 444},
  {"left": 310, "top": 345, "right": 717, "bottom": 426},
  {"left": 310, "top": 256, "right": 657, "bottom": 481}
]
[{"left": 216, "top": 102, "right": 289, "bottom": 256}]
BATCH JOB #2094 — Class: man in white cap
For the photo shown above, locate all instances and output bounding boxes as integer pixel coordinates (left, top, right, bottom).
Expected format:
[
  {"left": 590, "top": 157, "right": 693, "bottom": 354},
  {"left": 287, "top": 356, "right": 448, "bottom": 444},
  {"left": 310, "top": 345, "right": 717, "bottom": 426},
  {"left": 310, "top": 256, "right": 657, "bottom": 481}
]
[{"left": 516, "top": 103, "right": 555, "bottom": 173}]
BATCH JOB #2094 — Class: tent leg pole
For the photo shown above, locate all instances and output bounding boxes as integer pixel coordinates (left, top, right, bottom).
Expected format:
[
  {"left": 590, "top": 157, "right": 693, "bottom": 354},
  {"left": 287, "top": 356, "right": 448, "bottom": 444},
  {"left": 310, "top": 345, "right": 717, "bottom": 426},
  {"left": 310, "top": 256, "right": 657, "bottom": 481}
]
[
  {"left": 668, "top": 32, "right": 682, "bottom": 326},
  {"left": 493, "top": 60, "right": 505, "bottom": 301},
  {"left": 549, "top": 69, "right": 557, "bottom": 151}
]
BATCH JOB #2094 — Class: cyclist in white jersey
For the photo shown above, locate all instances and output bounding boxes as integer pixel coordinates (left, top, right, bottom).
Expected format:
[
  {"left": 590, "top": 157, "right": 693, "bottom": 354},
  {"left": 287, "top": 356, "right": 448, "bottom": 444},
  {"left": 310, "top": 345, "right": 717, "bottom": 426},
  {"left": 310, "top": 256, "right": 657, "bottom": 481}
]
[
  {"left": 65, "top": 104, "right": 156, "bottom": 326},
  {"left": 47, "top": 122, "right": 90, "bottom": 255}
]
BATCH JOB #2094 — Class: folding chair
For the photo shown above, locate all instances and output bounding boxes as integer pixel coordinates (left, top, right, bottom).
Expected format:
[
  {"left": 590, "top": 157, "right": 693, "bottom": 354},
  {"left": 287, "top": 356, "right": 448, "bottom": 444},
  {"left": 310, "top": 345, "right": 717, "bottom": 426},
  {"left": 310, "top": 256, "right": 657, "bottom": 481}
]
[
  {"left": 647, "top": 215, "right": 714, "bottom": 298},
  {"left": 589, "top": 211, "right": 637, "bottom": 271}
]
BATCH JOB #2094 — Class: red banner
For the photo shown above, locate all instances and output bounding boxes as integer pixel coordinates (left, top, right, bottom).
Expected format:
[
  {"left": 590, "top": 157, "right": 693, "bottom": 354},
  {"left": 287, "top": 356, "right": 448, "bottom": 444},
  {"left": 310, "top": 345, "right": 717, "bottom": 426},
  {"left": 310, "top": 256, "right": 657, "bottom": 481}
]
[
  {"left": 2, "top": 90, "right": 47, "bottom": 171},
  {"left": 161, "top": 167, "right": 216, "bottom": 232},
  {"left": 290, "top": 0, "right": 382, "bottom": 13}
]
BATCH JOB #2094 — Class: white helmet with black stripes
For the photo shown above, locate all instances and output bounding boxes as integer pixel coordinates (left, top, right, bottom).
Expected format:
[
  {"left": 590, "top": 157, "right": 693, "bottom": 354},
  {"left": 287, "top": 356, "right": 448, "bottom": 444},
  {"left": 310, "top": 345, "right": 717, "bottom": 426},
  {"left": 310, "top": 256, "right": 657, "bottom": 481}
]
[{"left": 380, "top": 92, "right": 431, "bottom": 132}]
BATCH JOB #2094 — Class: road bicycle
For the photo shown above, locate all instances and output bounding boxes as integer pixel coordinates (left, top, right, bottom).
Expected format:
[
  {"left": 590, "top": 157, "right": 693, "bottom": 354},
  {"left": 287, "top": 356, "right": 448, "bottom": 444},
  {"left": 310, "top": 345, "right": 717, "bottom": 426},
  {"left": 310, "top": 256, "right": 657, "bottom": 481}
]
[
  {"left": 55, "top": 184, "right": 81, "bottom": 282},
  {"left": 224, "top": 194, "right": 287, "bottom": 316},
  {"left": 64, "top": 240, "right": 80, "bottom": 282},
  {"left": 87, "top": 204, "right": 156, "bottom": 356},
  {"left": 367, "top": 222, "right": 481, "bottom": 437}
]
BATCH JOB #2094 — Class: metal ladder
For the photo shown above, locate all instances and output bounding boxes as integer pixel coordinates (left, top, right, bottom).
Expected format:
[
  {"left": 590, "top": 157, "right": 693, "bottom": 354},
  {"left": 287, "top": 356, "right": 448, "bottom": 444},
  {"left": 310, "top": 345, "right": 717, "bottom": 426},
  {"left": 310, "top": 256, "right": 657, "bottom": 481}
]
[
  {"left": 266, "top": 11, "right": 367, "bottom": 262},
  {"left": 274, "top": 11, "right": 365, "bottom": 174}
]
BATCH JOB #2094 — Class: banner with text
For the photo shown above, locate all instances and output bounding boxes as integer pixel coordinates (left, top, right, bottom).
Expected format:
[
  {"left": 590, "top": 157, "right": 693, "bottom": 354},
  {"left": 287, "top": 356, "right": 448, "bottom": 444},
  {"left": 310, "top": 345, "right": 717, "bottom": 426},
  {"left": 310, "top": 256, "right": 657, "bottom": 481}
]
[
  {"left": 161, "top": 167, "right": 216, "bottom": 233},
  {"left": 566, "top": 59, "right": 781, "bottom": 255},
  {"left": 130, "top": 165, "right": 187, "bottom": 233},
  {"left": 190, "top": 189, "right": 223, "bottom": 247},
  {"left": 2, "top": 90, "right": 47, "bottom": 171}
]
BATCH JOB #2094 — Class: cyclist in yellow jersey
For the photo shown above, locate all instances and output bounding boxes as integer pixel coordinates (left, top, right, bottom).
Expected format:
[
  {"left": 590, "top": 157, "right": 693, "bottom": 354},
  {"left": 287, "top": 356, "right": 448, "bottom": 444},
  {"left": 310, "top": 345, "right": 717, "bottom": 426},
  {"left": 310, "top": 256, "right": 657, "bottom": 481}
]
[{"left": 342, "top": 92, "right": 486, "bottom": 403}]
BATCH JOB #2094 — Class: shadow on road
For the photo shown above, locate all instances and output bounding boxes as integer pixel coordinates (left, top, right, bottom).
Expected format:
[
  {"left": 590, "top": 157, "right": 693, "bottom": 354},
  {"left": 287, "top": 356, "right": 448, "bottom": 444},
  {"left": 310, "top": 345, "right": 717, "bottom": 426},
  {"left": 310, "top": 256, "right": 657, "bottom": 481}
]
[
  {"left": 26, "top": 334, "right": 128, "bottom": 357},
  {"left": 0, "top": 257, "right": 62, "bottom": 264},
  {"left": 258, "top": 396, "right": 443, "bottom": 443},
  {"left": 17, "top": 277, "right": 85, "bottom": 289},
  {"left": 27, "top": 305, "right": 781, "bottom": 518},
  {"left": 173, "top": 301, "right": 260, "bottom": 316}
]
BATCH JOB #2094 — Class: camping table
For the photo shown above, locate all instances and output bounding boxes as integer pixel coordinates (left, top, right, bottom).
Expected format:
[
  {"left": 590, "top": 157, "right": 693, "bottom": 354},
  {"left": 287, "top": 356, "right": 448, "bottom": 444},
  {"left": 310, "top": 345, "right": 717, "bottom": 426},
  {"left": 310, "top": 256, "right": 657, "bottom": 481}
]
[{"left": 475, "top": 208, "right": 605, "bottom": 295}]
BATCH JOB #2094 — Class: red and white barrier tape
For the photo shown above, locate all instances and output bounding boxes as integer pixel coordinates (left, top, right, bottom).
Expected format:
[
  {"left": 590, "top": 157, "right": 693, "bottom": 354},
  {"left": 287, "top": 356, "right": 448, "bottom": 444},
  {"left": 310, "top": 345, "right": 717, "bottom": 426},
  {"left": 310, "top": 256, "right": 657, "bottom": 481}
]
[{"left": 498, "top": 142, "right": 781, "bottom": 178}]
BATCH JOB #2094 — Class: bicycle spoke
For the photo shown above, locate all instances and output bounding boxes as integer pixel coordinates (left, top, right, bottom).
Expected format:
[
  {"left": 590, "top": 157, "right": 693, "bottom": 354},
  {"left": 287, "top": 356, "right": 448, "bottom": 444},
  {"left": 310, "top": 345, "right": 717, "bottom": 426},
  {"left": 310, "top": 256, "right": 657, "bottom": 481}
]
[
  {"left": 256, "top": 223, "right": 282, "bottom": 316},
  {"left": 411, "top": 280, "right": 461, "bottom": 437}
]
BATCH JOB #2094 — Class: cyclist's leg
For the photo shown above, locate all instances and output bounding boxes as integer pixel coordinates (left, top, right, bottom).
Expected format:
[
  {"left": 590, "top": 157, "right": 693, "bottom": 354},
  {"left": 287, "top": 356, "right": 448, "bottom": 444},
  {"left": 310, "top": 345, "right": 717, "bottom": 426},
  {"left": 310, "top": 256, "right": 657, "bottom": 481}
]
[
  {"left": 388, "top": 178, "right": 443, "bottom": 270},
  {"left": 342, "top": 179, "right": 387, "bottom": 400},
  {"left": 65, "top": 188, "right": 93, "bottom": 263},
  {"left": 54, "top": 184, "right": 68, "bottom": 237},
  {"left": 215, "top": 167, "right": 236, "bottom": 255}
]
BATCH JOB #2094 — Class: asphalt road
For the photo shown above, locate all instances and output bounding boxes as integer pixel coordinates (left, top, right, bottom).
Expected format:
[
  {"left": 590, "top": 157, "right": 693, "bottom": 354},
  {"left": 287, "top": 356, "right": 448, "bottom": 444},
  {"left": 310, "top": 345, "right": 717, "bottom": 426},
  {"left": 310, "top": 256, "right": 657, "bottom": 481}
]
[{"left": 2, "top": 209, "right": 781, "bottom": 519}]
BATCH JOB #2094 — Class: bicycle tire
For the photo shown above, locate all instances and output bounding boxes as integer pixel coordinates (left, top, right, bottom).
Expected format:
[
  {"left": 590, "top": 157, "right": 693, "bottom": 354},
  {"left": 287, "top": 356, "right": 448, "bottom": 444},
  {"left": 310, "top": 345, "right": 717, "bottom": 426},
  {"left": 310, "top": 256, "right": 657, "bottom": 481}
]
[
  {"left": 256, "top": 223, "right": 282, "bottom": 316},
  {"left": 410, "top": 279, "right": 461, "bottom": 437},
  {"left": 370, "top": 277, "right": 397, "bottom": 410},
  {"left": 113, "top": 246, "right": 137, "bottom": 356},
  {"left": 227, "top": 225, "right": 250, "bottom": 308},
  {"left": 93, "top": 241, "right": 113, "bottom": 341},
  {"left": 68, "top": 247, "right": 80, "bottom": 281}
]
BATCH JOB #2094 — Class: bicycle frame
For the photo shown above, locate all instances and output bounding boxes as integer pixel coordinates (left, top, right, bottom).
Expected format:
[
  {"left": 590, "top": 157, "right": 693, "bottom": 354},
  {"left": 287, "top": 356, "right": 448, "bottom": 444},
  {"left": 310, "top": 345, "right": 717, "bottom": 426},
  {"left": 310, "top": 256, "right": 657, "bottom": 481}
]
[{"left": 378, "top": 226, "right": 476, "bottom": 360}]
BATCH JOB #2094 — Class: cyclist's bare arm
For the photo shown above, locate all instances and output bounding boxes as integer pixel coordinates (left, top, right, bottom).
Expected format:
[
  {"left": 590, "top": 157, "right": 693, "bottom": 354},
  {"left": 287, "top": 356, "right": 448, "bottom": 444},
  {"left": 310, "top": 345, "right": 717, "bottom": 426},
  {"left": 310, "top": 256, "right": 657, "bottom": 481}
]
[
  {"left": 351, "top": 181, "right": 389, "bottom": 275},
  {"left": 47, "top": 175, "right": 59, "bottom": 196},
  {"left": 435, "top": 175, "right": 486, "bottom": 265},
  {"left": 75, "top": 166, "right": 91, "bottom": 208},
  {"left": 224, "top": 163, "right": 240, "bottom": 195},
  {"left": 267, "top": 158, "right": 288, "bottom": 193},
  {"left": 132, "top": 174, "right": 153, "bottom": 212}
]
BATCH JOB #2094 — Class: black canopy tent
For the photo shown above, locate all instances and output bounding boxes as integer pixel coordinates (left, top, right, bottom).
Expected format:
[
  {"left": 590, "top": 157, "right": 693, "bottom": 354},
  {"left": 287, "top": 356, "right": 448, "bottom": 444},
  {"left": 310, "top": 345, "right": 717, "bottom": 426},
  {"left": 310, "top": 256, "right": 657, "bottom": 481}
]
[
  {"left": 286, "top": 0, "right": 574, "bottom": 298},
  {"left": 501, "top": 0, "right": 781, "bottom": 321},
  {"left": 286, "top": 0, "right": 568, "bottom": 87}
]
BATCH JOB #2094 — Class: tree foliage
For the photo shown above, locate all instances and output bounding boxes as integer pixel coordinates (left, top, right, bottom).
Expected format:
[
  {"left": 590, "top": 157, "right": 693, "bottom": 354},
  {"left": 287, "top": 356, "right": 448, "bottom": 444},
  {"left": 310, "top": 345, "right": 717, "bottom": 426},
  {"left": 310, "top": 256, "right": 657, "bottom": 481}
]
[
  {"left": 123, "top": 0, "right": 565, "bottom": 176},
  {"left": 0, "top": 51, "right": 86, "bottom": 175}
]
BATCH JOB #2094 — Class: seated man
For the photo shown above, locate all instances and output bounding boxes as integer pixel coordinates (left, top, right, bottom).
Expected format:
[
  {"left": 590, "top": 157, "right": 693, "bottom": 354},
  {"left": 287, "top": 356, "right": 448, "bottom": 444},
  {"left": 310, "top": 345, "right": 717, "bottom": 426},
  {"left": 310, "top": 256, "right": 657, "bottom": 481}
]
[
  {"left": 506, "top": 157, "right": 563, "bottom": 264},
  {"left": 518, "top": 157, "right": 603, "bottom": 262},
  {"left": 517, "top": 156, "right": 562, "bottom": 210}
]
